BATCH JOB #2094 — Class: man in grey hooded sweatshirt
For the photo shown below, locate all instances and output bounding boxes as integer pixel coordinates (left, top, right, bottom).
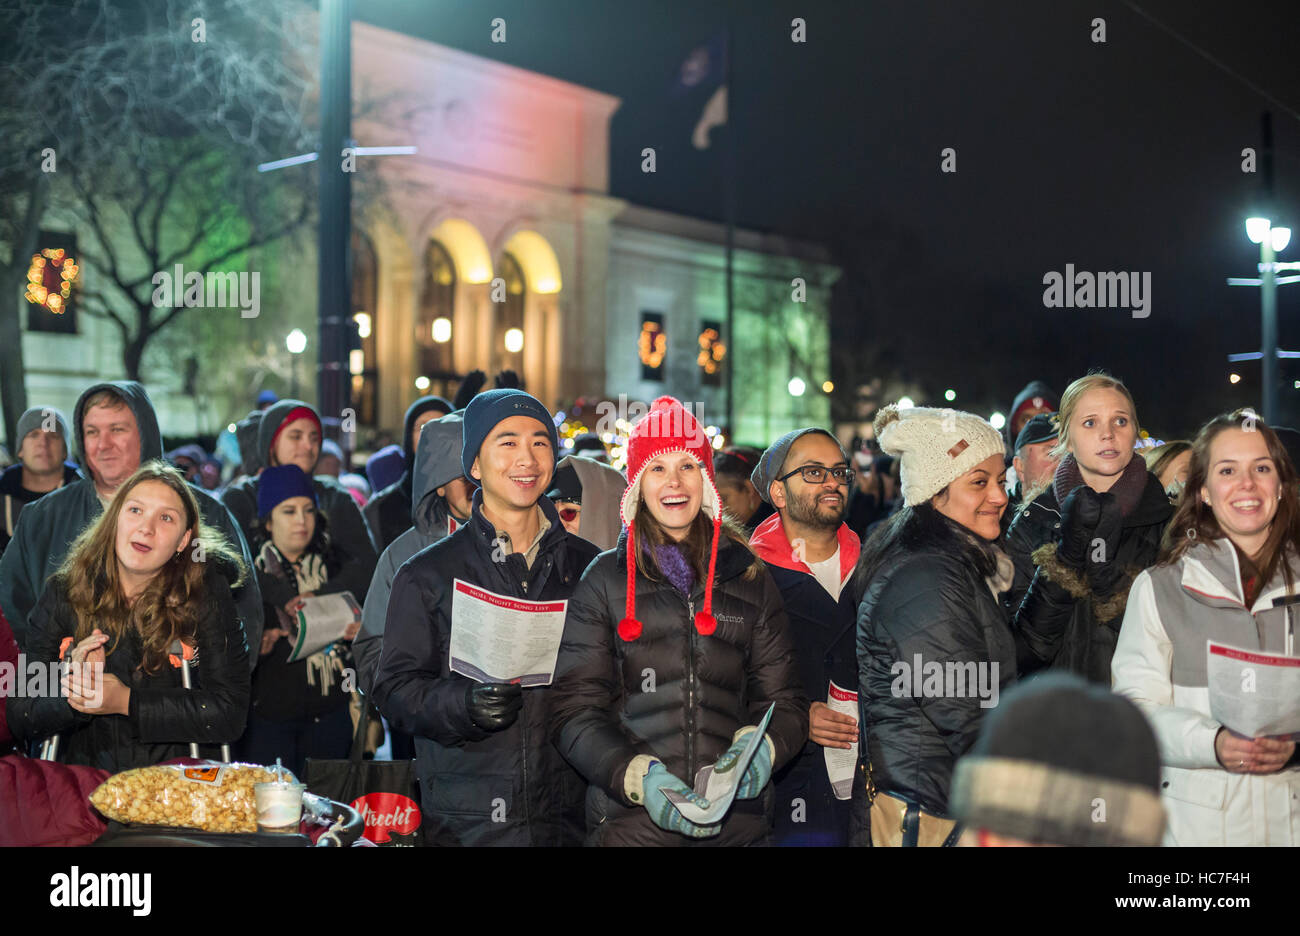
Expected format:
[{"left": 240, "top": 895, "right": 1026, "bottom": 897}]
[
  {"left": 354, "top": 411, "right": 471, "bottom": 697},
  {"left": 0, "top": 381, "right": 263, "bottom": 665}
]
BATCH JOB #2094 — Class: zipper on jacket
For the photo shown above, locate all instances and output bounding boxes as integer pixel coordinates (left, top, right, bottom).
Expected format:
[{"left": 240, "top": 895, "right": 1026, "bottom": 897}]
[{"left": 687, "top": 595, "right": 697, "bottom": 780}]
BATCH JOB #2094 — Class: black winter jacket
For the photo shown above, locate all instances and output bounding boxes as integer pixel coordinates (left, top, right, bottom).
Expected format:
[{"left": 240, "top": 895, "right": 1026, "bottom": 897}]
[
  {"left": 763, "top": 562, "right": 856, "bottom": 846},
  {"left": 371, "top": 490, "right": 599, "bottom": 846},
  {"left": 551, "top": 530, "right": 809, "bottom": 846},
  {"left": 853, "top": 515, "right": 1016, "bottom": 828},
  {"left": 6, "top": 564, "right": 251, "bottom": 773},
  {"left": 1008, "top": 472, "right": 1171, "bottom": 683}
]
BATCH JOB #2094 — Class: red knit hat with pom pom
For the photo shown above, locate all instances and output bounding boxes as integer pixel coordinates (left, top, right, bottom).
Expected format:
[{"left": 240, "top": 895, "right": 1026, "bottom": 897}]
[{"left": 617, "top": 396, "right": 723, "bottom": 641}]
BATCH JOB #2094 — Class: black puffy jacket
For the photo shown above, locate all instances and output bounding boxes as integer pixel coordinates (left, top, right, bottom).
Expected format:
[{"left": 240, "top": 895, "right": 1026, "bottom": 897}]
[
  {"left": 551, "top": 529, "right": 809, "bottom": 846},
  {"left": 853, "top": 513, "right": 1016, "bottom": 829},
  {"left": 371, "top": 490, "right": 599, "bottom": 846},
  {"left": 1008, "top": 472, "right": 1171, "bottom": 683},
  {"left": 6, "top": 564, "right": 251, "bottom": 773}
]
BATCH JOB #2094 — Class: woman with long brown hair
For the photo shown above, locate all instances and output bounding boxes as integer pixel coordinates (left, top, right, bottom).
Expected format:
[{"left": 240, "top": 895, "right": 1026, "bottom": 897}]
[
  {"left": 1113, "top": 410, "right": 1300, "bottom": 845},
  {"left": 7, "top": 462, "right": 251, "bottom": 772},
  {"left": 551, "top": 396, "right": 808, "bottom": 845}
]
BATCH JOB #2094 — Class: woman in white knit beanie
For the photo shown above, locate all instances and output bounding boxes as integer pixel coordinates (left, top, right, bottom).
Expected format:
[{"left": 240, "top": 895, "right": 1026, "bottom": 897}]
[{"left": 849, "top": 404, "right": 1017, "bottom": 846}]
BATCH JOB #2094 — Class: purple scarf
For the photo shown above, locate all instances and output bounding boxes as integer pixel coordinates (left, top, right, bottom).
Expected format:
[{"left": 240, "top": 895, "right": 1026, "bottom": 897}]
[
  {"left": 1053, "top": 451, "right": 1149, "bottom": 517},
  {"left": 653, "top": 543, "right": 697, "bottom": 598}
]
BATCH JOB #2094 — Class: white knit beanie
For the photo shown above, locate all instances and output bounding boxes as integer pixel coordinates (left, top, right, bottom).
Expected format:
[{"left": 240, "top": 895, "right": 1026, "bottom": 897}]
[{"left": 875, "top": 404, "right": 1006, "bottom": 506}]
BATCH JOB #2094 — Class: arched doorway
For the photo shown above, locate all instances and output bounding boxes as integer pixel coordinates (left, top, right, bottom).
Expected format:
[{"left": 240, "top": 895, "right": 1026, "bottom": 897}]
[
  {"left": 417, "top": 239, "right": 457, "bottom": 400},
  {"left": 494, "top": 251, "right": 526, "bottom": 377},
  {"left": 350, "top": 230, "right": 379, "bottom": 427}
]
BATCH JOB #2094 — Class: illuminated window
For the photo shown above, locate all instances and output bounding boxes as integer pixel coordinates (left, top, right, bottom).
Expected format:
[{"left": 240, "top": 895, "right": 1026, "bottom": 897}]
[
  {"left": 698, "top": 320, "right": 724, "bottom": 387},
  {"left": 639, "top": 312, "right": 666, "bottom": 381},
  {"left": 495, "top": 252, "right": 525, "bottom": 377},
  {"left": 418, "top": 239, "right": 456, "bottom": 397}
]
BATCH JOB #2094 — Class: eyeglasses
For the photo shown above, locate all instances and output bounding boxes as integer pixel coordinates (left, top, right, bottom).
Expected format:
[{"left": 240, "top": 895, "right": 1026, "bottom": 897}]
[
  {"left": 778, "top": 464, "right": 855, "bottom": 485},
  {"left": 559, "top": 507, "right": 579, "bottom": 523}
]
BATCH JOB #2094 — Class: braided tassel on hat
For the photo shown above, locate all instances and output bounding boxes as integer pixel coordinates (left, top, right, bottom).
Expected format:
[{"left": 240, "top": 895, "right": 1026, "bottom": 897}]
[
  {"left": 693, "top": 512, "right": 721, "bottom": 635},
  {"left": 618, "top": 526, "right": 643, "bottom": 642}
]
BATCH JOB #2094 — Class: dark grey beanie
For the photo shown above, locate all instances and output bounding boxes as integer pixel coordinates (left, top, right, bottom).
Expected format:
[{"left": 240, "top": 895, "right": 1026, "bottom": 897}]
[
  {"left": 751, "top": 428, "right": 846, "bottom": 505},
  {"left": 15, "top": 406, "right": 71, "bottom": 454}
]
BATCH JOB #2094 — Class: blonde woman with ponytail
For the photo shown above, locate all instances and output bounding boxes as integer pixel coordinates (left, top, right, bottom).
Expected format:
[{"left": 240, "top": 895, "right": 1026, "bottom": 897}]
[{"left": 1004, "top": 373, "right": 1172, "bottom": 683}]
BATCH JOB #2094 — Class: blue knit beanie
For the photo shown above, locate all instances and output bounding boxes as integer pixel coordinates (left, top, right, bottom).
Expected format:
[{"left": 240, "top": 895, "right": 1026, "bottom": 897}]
[
  {"left": 461, "top": 389, "right": 558, "bottom": 482},
  {"left": 257, "top": 464, "right": 317, "bottom": 518},
  {"left": 366, "top": 443, "right": 405, "bottom": 493}
]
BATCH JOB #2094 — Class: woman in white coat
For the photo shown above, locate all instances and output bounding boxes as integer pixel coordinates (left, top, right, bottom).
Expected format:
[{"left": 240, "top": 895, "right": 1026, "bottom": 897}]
[{"left": 1113, "top": 410, "right": 1300, "bottom": 845}]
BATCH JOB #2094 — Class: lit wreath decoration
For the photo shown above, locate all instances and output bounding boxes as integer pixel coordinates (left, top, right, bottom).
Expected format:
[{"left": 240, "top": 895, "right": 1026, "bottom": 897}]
[{"left": 25, "top": 247, "right": 79, "bottom": 313}]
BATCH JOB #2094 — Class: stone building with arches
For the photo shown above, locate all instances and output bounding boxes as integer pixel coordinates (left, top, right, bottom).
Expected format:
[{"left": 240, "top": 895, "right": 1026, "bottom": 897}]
[
  {"left": 344, "top": 21, "right": 839, "bottom": 445},
  {"left": 10, "top": 20, "right": 838, "bottom": 452}
]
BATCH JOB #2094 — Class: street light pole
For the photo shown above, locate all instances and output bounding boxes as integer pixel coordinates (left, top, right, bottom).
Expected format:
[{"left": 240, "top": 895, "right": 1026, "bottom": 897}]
[
  {"left": 319, "top": 0, "right": 352, "bottom": 430},
  {"left": 1262, "top": 235, "right": 1278, "bottom": 422}
]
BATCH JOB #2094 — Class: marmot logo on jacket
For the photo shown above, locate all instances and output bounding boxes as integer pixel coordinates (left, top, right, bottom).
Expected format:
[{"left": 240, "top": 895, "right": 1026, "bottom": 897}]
[
  {"left": 890, "top": 654, "right": 1000, "bottom": 709},
  {"left": 715, "top": 613, "right": 744, "bottom": 625}
]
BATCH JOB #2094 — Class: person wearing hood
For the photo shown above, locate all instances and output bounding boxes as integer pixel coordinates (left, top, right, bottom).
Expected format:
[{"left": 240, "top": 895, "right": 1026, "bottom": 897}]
[
  {"left": 0, "top": 382, "right": 262, "bottom": 666},
  {"left": 354, "top": 411, "right": 471, "bottom": 698},
  {"left": 1005, "top": 380, "right": 1059, "bottom": 450},
  {"left": 545, "top": 454, "right": 628, "bottom": 550},
  {"left": 371, "top": 390, "right": 599, "bottom": 846},
  {"left": 551, "top": 396, "right": 808, "bottom": 846},
  {"left": 315, "top": 439, "right": 344, "bottom": 478},
  {"left": 354, "top": 411, "right": 471, "bottom": 762},
  {"left": 221, "top": 398, "right": 378, "bottom": 612},
  {"left": 1, "top": 406, "right": 80, "bottom": 555},
  {"left": 166, "top": 443, "right": 208, "bottom": 485},
  {"left": 1008, "top": 373, "right": 1172, "bottom": 684},
  {"left": 364, "top": 397, "right": 454, "bottom": 552},
  {"left": 748, "top": 427, "right": 862, "bottom": 846},
  {"left": 234, "top": 410, "right": 265, "bottom": 480}
]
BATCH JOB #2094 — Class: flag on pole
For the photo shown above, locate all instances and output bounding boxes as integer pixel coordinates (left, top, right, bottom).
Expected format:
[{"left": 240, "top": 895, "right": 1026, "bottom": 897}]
[{"left": 672, "top": 34, "right": 728, "bottom": 150}]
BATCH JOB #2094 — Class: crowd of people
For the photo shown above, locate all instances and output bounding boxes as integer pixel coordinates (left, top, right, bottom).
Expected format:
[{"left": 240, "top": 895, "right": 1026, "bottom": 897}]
[{"left": 2, "top": 368, "right": 1299, "bottom": 847}]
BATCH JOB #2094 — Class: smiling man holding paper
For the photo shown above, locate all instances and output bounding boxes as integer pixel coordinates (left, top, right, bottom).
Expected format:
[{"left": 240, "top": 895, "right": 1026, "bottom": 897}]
[{"left": 371, "top": 389, "right": 599, "bottom": 846}]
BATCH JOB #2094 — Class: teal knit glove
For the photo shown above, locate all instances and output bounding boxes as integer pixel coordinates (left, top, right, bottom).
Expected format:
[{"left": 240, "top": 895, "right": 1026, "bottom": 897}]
[
  {"left": 640, "top": 762, "right": 722, "bottom": 838},
  {"left": 713, "top": 727, "right": 774, "bottom": 800}
]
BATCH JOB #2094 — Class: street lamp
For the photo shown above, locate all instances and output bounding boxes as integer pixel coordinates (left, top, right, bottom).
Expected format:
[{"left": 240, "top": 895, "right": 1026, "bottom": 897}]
[
  {"left": 1232, "top": 217, "right": 1295, "bottom": 422},
  {"left": 287, "top": 328, "right": 307, "bottom": 398}
]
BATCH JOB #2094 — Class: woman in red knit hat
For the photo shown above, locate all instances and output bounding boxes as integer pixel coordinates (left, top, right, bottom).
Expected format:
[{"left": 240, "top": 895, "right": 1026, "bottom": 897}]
[{"left": 551, "top": 396, "right": 808, "bottom": 845}]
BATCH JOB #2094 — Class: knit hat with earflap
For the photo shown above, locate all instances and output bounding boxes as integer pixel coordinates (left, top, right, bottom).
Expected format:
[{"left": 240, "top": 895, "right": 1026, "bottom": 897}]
[
  {"left": 618, "top": 396, "right": 722, "bottom": 642},
  {"left": 875, "top": 404, "right": 1005, "bottom": 506}
]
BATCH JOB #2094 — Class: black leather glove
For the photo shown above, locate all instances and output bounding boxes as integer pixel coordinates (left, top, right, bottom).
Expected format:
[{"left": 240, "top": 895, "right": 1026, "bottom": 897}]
[
  {"left": 465, "top": 682, "right": 524, "bottom": 732},
  {"left": 1087, "top": 492, "right": 1125, "bottom": 594},
  {"left": 1057, "top": 486, "right": 1103, "bottom": 569}
]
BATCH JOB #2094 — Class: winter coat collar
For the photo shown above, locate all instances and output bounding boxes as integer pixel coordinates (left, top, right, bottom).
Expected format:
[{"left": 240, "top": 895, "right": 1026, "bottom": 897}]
[
  {"left": 1037, "top": 466, "right": 1171, "bottom": 529},
  {"left": 1178, "top": 537, "right": 1300, "bottom": 613},
  {"left": 1053, "top": 451, "right": 1150, "bottom": 518},
  {"left": 614, "top": 523, "right": 755, "bottom": 592},
  {"left": 748, "top": 512, "right": 860, "bottom": 586}
]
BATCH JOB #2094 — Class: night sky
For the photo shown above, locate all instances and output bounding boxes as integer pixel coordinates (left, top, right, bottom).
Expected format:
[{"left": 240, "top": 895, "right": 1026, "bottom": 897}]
[{"left": 358, "top": 0, "right": 1300, "bottom": 439}]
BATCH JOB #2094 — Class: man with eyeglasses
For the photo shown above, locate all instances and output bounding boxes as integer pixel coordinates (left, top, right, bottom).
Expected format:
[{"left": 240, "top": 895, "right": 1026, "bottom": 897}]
[{"left": 748, "top": 428, "right": 862, "bottom": 846}]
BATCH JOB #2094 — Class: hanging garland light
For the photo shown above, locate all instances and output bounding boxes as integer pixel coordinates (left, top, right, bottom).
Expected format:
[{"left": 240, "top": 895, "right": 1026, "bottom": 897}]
[{"left": 25, "top": 247, "right": 79, "bottom": 313}]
